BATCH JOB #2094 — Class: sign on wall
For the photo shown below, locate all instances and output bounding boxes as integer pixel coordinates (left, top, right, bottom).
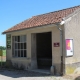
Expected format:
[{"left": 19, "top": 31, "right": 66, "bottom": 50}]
[
  {"left": 54, "top": 42, "right": 60, "bottom": 47},
  {"left": 66, "top": 39, "right": 73, "bottom": 56},
  {"left": 7, "top": 34, "right": 11, "bottom": 49}
]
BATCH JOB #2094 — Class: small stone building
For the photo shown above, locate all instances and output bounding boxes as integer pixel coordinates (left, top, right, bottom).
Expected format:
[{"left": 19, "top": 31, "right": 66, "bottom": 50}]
[{"left": 2, "top": 5, "right": 80, "bottom": 75}]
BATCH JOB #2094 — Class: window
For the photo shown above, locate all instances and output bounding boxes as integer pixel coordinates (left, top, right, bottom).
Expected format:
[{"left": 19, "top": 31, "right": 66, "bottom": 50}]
[{"left": 12, "top": 35, "right": 27, "bottom": 57}]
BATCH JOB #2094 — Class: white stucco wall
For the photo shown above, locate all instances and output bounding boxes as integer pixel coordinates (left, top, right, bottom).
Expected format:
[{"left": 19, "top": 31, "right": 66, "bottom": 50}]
[{"left": 6, "top": 24, "right": 62, "bottom": 74}]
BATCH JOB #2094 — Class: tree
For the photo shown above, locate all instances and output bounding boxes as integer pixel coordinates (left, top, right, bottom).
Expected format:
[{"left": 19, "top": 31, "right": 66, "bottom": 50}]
[{"left": 0, "top": 46, "right": 6, "bottom": 50}]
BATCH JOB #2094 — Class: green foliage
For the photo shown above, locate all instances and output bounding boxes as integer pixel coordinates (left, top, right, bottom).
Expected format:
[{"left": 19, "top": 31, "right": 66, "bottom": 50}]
[
  {"left": 0, "top": 46, "right": 6, "bottom": 50},
  {"left": 2, "top": 50, "right": 6, "bottom": 56}
]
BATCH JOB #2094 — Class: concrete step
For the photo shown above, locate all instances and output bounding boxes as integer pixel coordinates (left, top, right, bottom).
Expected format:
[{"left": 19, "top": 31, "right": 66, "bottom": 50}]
[{"left": 27, "top": 69, "right": 51, "bottom": 74}]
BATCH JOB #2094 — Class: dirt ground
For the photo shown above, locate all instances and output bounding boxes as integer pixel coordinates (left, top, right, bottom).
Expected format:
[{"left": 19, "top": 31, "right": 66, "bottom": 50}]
[{"left": 0, "top": 69, "right": 80, "bottom": 80}]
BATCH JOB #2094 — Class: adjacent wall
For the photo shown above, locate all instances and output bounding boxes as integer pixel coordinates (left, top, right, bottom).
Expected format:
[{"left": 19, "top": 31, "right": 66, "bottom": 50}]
[{"left": 65, "top": 10, "right": 80, "bottom": 74}]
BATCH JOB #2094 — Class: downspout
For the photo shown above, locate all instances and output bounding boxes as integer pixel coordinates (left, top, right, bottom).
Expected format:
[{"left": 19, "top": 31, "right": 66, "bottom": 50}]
[{"left": 55, "top": 21, "right": 65, "bottom": 75}]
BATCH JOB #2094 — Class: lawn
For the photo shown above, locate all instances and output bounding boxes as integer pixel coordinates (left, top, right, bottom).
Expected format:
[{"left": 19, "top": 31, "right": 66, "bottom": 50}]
[
  {"left": 2, "top": 50, "right": 6, "bottom": 56},
  {"left": 0, "top": 50, "right": 6, "bottom": 62},
  {"left": 0, "top": 50, "right": 6, "bottom": 66}
]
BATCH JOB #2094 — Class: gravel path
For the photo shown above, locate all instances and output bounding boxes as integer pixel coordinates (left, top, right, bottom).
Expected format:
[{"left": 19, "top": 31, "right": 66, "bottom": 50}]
[{"left": 0, "top": 69, "right": 78, "bottom": 80}]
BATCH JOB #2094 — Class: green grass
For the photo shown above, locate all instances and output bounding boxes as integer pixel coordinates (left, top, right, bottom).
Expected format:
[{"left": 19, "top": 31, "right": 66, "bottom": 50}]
[
  {"left": 0, "top": 50, "right": 6, "bottom": 62},
  {"left": 0, "top": 50, "right": 6, "bottom": 67},
  {"left": 2, "top": 50, "right": 6, "bottom": 56}
]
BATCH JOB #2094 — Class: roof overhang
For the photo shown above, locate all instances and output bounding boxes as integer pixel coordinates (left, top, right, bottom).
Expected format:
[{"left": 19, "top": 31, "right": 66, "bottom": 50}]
[
  {"left": 2, "top": 6, "right": 80, "bottom": 34},
  {"left": 2, "top": 23, "right": 61, "bottom": 34}
]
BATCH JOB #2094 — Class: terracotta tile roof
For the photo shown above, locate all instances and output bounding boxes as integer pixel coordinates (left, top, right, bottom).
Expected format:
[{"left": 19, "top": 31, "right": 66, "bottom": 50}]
[{"left": 3, "top": 5, "right": 80, "bottom": 34}]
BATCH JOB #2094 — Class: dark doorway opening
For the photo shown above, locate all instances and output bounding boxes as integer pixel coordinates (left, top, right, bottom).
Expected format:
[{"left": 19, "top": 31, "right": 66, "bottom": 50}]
[{"left": 36, "top": 32, "right": 52, "bottom": 70}]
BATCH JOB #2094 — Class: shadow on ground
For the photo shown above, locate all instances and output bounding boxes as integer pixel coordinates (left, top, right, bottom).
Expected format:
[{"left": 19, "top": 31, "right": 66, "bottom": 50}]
[
  {"left": 0, "top": 69, "right": 54, "bottom": 78},
  {"left": 75, "top": 76, "right": 80, "bottom": 80}
]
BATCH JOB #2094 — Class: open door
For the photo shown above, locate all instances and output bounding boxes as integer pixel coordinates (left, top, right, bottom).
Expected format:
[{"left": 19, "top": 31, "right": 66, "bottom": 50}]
[{"left": 36, "top": 32, "right": 52, "bottom": 70}]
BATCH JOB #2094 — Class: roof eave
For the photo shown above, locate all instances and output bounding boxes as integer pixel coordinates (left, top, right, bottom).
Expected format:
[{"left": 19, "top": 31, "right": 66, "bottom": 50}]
[{"left": 2, "top": 22, "right": 61, "bottom": 34}]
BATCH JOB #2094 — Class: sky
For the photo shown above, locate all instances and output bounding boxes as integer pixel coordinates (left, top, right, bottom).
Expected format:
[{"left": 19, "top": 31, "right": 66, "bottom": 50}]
[{"left": 0, "top": 0, "right": 80, "bottom": 46}]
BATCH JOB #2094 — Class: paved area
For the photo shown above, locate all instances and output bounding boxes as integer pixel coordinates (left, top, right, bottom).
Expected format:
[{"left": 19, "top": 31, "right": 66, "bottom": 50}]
[
  {"left": 0, "top": 69, "right": 79, "bottom": 80},
  {"left": 0, "top": 56, "right": 6, "bottom": 61}
]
